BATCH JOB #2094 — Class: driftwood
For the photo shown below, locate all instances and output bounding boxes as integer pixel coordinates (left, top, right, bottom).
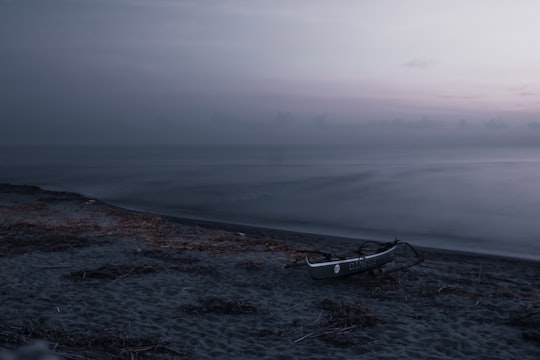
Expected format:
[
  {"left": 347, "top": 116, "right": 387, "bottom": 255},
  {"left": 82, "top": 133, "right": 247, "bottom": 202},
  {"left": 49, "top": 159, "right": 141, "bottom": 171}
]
[
  {"left": 237, "top": 261, "right": 264, "bottom": 271},
  {"left": 0, "top": 223, "right": 98, "bottom": 256},
  {"left": 67, "top": 264, "right": 164, "bottom": 281},
  {"left": 179, "top": 297, "right": 257, "bottom": 315},
  {"left": 291, "top": 299, "right": 379, "bottom": 345}
]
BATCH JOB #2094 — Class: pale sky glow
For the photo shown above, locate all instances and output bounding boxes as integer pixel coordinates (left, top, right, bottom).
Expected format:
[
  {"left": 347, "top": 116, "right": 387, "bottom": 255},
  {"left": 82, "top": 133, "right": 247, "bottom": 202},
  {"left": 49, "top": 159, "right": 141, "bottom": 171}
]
[{"left": 1, "top": 0, "right": 540, "bottom": 144}]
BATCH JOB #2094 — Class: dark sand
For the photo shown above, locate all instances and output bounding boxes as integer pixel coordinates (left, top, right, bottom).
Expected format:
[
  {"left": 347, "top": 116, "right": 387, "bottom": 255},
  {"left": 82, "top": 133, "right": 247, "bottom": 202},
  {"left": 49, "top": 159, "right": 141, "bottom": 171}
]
[{"left": 1, "top": 183, "right": 539, "bottom": 359}]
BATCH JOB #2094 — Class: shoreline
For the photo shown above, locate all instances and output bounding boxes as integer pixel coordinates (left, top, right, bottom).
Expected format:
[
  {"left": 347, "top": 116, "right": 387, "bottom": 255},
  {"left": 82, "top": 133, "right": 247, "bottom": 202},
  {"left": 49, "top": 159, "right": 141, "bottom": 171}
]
[
  {"left": 163, "top": 214, "right": 540, "bottom": 266},
  {"left": 24, "top": 182, "right": 539, "bottom": 264},
  {"left": 1, "top": 183, "right": 540, "bottom": 359},
  {"left": 14, "top": 181, "right": 540, "bottom": 263}
]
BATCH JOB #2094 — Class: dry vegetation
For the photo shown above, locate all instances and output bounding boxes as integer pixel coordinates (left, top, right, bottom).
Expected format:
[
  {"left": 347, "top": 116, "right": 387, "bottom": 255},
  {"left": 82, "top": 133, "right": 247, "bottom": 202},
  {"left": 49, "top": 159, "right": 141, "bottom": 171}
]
[
  {"left": 0, "top": 320, "right": 183, "bottom": 360},
  {"left": 179, "top": 297, "right": 257, "bottom": 315}
]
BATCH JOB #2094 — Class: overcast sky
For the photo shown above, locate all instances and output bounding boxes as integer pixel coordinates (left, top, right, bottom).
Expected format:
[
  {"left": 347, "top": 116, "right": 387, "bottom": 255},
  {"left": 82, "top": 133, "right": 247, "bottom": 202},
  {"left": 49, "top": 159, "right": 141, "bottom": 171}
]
[{"left": 2, "top": 0, "right": 540, "bottom": 144}]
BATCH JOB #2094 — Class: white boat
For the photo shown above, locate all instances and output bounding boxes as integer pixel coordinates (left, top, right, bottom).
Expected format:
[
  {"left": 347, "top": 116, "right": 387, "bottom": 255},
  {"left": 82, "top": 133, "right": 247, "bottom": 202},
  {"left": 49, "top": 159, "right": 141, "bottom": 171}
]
[{"left": 305, "top": 242, "right": 398, "bottom": 280}]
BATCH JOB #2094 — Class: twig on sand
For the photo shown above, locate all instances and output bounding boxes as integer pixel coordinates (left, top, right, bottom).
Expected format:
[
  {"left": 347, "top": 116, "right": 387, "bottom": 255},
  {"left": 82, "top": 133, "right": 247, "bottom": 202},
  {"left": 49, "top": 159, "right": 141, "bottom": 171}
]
[
  {"left": 293, "top": 326, "right": 358, "bottom": 343},
  {"left": 110, "top": 266, "right": 137, "bottom": 283},
  {"left": 54, "top": 351, "right": 88, "bottom": 360},
  {"left": 476, "top": 263, "right": 483, "bottom": 285},
  {"left": 291, "top": 300, "right": 379, "bottom": 345},
  {"left": 314, "top": 310, "right": 323, "bottom": 323},
  {"left": 68, "top": 264, "right": 163, "bottom": 281},
  {"left": 120, "top": 344, "right": 184, "bottom": 359},
  {"left": 120, "top": 344, "right": 158, "bottom": 359},
  {"left": 293, "top": 332, "right": 315, "bottom": 343}
]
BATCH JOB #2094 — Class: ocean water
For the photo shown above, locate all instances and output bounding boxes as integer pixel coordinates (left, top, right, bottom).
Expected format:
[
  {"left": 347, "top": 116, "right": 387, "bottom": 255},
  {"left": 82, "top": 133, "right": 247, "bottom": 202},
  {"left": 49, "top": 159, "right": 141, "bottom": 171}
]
[{"left": 1, "top": 144, "right": 539, "bottom": 260}]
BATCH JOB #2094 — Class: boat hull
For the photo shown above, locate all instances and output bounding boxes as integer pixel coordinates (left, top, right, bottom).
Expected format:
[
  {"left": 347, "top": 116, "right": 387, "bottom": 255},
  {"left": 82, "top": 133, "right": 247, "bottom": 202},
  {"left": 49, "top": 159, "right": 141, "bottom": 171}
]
[{"left": 305, "top": 245, "right": 397, "bottom": 280}]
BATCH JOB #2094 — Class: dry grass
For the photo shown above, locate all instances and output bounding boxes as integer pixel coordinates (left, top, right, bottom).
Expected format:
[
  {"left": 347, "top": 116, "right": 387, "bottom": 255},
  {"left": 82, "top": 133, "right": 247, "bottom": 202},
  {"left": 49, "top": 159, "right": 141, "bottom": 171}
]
[
  {"left": 179, "top": 297, "right": 257, "bottom": 315},
  {"left": 0, "top": 223, "right": 99, "bottom": 256},
  {"left": 67, "top": 264, "right": 165, "bottom": 281},
  {"left": 284, "top": 299, "right": 380, "bottom": 346},
  {"left": 0, "top": 319, "right": 183, "bottom": 359}
]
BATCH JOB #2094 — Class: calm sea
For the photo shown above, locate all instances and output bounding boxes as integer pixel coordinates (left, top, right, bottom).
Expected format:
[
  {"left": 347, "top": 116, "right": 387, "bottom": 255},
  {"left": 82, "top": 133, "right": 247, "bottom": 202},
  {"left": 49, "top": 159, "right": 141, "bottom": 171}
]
[{"left": 1, "top": 144, "right": 539, "bottom": 260}]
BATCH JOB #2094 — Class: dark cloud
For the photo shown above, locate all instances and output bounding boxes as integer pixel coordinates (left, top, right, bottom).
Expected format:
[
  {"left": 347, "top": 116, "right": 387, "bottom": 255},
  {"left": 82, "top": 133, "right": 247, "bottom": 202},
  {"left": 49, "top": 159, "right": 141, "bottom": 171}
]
[{"left": 1, "top": 1, "right": 540, "bottom": 146}]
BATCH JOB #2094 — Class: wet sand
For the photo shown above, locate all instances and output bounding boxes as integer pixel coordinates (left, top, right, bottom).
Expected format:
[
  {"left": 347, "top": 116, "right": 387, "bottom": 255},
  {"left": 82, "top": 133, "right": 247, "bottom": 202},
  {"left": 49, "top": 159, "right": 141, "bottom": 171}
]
[{"left": 1, "top": 183, "right": 539, "bottom": 359}]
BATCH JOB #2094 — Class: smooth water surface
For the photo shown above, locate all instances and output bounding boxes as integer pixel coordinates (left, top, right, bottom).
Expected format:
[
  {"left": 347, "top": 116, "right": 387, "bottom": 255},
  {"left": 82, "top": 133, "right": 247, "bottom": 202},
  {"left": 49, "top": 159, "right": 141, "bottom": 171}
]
[{"left": 1, "top": 144, "right": 539, "bottom": 259}]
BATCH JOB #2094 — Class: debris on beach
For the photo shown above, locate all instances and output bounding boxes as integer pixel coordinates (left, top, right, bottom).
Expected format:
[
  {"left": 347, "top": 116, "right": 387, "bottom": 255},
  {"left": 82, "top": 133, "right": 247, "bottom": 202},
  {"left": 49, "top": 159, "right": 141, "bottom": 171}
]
[
  {"left": 67, "top": 264, "right": 165, "bottom": 281},
  {"left": 290, "top": 299, "right": 379, "bottom": 346},
  {"left": 0, "top": 320, "right": 182, "bottom": 360},
  {"left": 179, "top": 297, "right": 257, "bottom": 315}
]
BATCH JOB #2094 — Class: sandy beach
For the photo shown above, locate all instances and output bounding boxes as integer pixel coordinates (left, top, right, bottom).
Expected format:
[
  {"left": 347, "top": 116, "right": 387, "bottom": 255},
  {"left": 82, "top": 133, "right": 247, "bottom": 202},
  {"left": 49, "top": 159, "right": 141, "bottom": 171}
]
[{"left": 1, "top": 183, "right": 539, "bottom": 359}]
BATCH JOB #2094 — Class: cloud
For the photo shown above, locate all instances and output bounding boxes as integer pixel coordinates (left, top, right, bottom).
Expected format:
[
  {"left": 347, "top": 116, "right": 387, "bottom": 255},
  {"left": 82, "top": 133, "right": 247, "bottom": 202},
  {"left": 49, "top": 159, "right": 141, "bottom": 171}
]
[
  {"left": 508, "top": 84, "right": 536, "bottom": 97},
  {"left": 404, "top": 58, "right": 437, "bottom": 69},
  {"left": 484, "top": 119, "right": 507, "bottom": 129},
  {"left": 509, "top": 84, "right": 529, "bottom": 91},
  {"left": 311, "top": 113, "right": 328, "bottom": 129},
  {"left": 434, "top": 94, "right": 482, "bottom": 100},
  {"left": 273, "top": 112, "right": 295, "bottom": 126}
]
